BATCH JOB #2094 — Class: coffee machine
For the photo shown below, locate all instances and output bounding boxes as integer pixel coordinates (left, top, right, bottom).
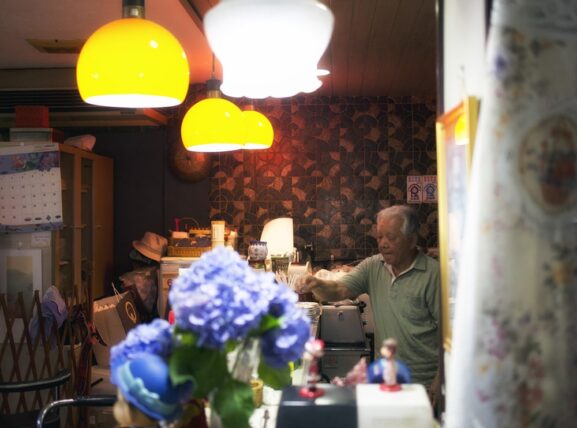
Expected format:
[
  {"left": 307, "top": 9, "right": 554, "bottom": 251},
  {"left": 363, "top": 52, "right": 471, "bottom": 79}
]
[{"left": 318, "top": 302, "right": 372, "bottom": 380}]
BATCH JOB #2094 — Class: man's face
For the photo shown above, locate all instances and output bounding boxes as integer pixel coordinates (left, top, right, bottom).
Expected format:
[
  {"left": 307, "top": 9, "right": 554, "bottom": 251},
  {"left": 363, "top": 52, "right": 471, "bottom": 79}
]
[{"left": 377, "top": 216, "right": 417, "bottom": 268}]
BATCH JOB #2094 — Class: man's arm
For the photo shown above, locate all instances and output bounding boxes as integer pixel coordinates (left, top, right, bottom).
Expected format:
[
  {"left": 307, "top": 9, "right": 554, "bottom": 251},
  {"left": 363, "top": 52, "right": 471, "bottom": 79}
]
[{"left": 298, "top": 275, "right": 356, "bottom": 302}]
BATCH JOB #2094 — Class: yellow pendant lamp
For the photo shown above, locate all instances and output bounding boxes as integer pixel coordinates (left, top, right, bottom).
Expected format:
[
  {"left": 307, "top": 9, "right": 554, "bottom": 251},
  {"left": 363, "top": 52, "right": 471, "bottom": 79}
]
[
  {"left": 77, "top": 0, "right": 189, "bottom": 108},
  {"left": 242, "top": 105, "right": 274, "bottom": 150},
  {"left": 181, "top": 79, "right": 244, "bottom": 152}
]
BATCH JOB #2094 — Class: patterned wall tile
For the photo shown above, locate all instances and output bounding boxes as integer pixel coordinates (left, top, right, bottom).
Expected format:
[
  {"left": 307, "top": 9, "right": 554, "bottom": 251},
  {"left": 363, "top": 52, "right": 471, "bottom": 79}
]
[
  {"left": 388, "top": 175, "right": 406, "bottom": 204},
  {"left": 255, "top": 177, "right": 291, "bottom": 201},
  {"left": 365, "top": 150, "right": 389, "bottom": 177},
  {"left": 316, "top": 151, "right": 341, "bottom": 177},
  {"left": 209, "top": 96, "right": 438, "bottom": 263},
  {"left": 317, "top": 177, "right": 340, "bottom": 201},
  {"left": 340, "top": 176, "right": 364, "bottom": 202},
  {"left": 315, "top": 200, "right": 344, "bottom": 225},
  {"left": 389, "top": 151, "right": 414, "bottom": 175}
]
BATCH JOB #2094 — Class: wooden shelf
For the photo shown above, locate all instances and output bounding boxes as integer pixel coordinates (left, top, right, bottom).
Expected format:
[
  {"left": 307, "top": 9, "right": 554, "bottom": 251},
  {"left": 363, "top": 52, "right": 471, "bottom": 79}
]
[{"left": 52, "top": 143, "right": 113, "bottom": 304}]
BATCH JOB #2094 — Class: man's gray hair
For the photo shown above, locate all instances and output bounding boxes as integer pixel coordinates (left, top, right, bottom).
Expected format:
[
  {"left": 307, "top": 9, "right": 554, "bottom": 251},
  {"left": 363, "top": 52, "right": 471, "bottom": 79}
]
[{"left": 376, "top": 205, "right": 420, "bottom": 236}]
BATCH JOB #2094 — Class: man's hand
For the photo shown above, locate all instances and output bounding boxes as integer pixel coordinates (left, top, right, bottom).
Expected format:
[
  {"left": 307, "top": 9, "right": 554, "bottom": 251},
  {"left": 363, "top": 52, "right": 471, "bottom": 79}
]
[
  {"left": 295, "top": 274, "right": 353, "bottom": 303},
  {"left": 294, "top": 274, "right": 316, "bottom": 295}
]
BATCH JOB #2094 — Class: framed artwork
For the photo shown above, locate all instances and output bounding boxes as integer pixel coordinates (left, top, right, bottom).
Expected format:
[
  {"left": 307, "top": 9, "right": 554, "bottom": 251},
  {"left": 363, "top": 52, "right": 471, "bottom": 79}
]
[
  {"left": 0, "top": 248, "right": 42, "bottom": 318},
  {"left": 436, "top": 96, "right": 480, "bottom": 352}
]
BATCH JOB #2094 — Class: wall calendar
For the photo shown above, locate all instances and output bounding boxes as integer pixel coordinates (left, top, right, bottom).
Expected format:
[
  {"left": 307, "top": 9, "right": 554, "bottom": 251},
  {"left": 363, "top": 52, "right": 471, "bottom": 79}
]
[{"left": 0, "top": 143, "right": 63, "bottom": 233}]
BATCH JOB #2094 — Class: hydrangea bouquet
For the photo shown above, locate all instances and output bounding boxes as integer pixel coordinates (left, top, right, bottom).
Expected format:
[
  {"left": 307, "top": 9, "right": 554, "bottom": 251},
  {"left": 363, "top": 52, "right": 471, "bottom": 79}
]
[{"left": 110, "top": 246, "right": 311, "bottom": 428}]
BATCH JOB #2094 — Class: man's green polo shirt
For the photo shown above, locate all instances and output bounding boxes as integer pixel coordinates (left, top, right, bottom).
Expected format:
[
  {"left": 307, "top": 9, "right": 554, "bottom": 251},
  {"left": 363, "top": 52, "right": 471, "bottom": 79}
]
[{"left": 341, "top": 252, "right": 440, "bottom": 386}]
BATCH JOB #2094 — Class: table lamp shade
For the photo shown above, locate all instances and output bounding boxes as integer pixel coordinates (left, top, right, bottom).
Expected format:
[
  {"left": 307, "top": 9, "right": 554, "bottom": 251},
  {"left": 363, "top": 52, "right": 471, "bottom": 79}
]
[{"left": 260, "top": 217, "right": 294, "bottom": 256}]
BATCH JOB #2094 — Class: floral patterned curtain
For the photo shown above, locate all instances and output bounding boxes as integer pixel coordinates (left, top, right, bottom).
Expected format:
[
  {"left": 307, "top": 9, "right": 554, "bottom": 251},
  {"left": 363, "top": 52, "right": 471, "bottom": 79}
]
[{"left": 446, "top": 1, "right": 577, "bottom": 427}]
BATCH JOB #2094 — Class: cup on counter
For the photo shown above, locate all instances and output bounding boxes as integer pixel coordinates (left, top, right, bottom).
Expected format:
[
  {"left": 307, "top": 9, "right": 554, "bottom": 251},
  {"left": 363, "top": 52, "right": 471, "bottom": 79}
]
[{"left": 271, "top": 255, "right": 290, "bottom": 276}]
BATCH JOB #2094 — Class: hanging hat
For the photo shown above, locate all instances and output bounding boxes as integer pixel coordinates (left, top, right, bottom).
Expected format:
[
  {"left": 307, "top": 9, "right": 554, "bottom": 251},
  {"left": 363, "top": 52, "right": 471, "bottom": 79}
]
[{"left": 132, "top": 232, "right": 167, "bottom": 262}]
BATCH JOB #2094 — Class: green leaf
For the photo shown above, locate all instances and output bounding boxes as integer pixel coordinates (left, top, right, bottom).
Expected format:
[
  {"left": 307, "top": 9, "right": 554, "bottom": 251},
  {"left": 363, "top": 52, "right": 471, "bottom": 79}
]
[
  {"left": 169, "top": 345, "right": 228, "bottom": 397},
  {"left": 175, "top": 329, "right": 198, "bottom": 346},
  {"left": 212, "top": 378, "right": 255, "bottom": 428},
  {"left": 258, "top": 314, "right": 281, "bottom": 334},
  {"left": 258, "top": 361, "right": 291, "bottom": 389}
]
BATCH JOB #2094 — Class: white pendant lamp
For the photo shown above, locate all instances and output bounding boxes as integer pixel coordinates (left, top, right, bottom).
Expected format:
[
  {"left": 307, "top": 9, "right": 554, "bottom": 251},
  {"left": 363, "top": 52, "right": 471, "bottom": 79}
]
[
  {"left": 242, "top": 105, "right": 274, "bottom": 150},
  {"left": 204, "top": 0, "right": 334, "bottom": 99},
  {"left": 181, "top": 78, "right": 244, "bottom": 152},
  {"left": 77, "top": 0, "right": 189, "bottom": 108}
]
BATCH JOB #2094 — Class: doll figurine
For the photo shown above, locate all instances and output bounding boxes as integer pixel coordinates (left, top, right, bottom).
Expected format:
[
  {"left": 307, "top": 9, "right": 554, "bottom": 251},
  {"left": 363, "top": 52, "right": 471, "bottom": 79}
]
[
  {"left": 299, "top": 338, "right": 325, "bottom": 398},
  {"left": 367, "top": 338, "right": 411, "bottom": 392}
]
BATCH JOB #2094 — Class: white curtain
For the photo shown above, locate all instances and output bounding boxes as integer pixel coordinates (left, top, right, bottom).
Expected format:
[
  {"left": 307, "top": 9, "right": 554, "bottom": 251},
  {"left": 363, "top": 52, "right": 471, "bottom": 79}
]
[{"left": 446, "top": 1, "right": 577, "bottom": 427}]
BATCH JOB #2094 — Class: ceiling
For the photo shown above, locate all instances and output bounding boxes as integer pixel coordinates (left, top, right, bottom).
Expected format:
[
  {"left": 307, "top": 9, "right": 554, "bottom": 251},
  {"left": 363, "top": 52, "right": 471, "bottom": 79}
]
[{"left": 0, "top": 0, "right": 436, "bottom": 126}]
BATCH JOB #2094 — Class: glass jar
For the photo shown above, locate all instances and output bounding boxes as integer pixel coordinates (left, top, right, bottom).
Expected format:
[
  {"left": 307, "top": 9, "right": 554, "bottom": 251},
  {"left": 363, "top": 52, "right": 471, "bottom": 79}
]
[{"left": 248, "top": 240, "right": 268, "bottom": 262}]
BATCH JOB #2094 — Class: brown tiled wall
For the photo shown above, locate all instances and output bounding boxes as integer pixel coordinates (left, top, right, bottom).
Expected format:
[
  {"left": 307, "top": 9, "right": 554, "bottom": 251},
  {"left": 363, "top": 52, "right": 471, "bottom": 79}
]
[{"left": 198, "top": 94, "right": 437, "bottom": 263}]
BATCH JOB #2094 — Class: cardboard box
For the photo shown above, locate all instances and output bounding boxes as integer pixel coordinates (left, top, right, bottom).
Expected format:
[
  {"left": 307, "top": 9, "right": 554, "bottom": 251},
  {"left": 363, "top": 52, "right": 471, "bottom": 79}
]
[
  {"left": 9, "top": 127, "right": 64, "bottom": 143},
  {"left": 15, "top": 105, "right": 49, "bottom": 128},
  {"left": 92, "top": 292, "right": 140, "bottom": 367}
]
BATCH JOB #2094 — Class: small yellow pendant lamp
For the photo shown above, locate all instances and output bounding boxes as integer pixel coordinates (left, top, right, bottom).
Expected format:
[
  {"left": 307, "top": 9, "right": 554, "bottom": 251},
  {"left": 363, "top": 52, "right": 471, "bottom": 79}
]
[
  {"left": 76, "top": 0, "right": 189, "bottom": 108},
  {"left": 242, "top": 105, "right": 274, "bottom": 150},
  {"left": 181, "top": 78, "right": 244, "bottom": 152}
]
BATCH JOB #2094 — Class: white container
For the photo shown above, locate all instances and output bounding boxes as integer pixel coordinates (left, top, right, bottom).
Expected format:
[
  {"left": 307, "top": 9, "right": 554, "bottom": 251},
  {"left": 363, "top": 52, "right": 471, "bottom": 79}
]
[
  {"left": 158, "top": 256, "right": 200, "bottom": 318},
  {"left": 356, "top": 384, "right": 434, "bottom": 428}
]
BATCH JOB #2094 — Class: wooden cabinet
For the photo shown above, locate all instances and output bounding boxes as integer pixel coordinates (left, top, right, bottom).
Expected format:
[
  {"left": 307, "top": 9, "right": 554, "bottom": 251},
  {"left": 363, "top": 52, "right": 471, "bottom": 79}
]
[{"left": 53, "top": 144, "right": 113, "bottom": 301}]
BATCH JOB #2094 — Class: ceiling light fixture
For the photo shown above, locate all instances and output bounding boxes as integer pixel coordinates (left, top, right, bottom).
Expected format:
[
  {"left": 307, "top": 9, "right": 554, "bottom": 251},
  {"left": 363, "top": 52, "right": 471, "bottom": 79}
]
[
  {"left": 76, "top": 0, "right": 189, "bottom": 108},
  {"left": 181, "top": 76, "right": 244, "bottom": 153},
  {"left": 242, "top": 104, "right": 274, "bottom": 150},
  {"left": 204, "top": 0, "right": 334, "bottom": 99}
]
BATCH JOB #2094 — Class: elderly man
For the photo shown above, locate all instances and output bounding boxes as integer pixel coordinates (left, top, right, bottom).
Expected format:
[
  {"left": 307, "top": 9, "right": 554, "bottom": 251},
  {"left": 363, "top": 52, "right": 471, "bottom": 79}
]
[{"left": 298, "top": 205, "right": 440, "bottom": 389}]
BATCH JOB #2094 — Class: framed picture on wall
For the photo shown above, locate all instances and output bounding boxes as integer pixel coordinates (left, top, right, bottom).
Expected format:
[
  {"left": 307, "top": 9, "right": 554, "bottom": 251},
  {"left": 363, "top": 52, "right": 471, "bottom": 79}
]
[
  {"left": 436, "top": 96, "right": 480, "bottom": 352},
  {"left": 0, "top": 248, "right": 42, "bottom": 318}
]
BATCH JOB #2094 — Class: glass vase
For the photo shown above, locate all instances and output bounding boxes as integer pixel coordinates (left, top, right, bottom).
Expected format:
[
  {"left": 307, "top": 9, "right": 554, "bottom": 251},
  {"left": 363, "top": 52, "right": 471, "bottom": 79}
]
[{"left": 231, "top": 337, "right": 260, "bottom": 383}]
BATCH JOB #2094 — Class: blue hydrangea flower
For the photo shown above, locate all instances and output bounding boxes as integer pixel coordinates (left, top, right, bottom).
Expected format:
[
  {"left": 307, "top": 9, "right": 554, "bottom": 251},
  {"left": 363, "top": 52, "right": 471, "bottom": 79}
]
[
  {"left": 261, "top": 284, "right": 311, "bottom": 368},
  {"left": 169, "top": 247, "right": 276, "bottom": 349},
  {"left": 110, "top": 319, "right": 173, "bottom": 384}
]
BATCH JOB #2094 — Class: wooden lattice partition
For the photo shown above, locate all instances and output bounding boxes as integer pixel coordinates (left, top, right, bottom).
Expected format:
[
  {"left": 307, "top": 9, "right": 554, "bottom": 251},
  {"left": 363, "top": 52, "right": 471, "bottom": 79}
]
[{"left": 0, "top": 285, "right": 93, "bottom": 426}]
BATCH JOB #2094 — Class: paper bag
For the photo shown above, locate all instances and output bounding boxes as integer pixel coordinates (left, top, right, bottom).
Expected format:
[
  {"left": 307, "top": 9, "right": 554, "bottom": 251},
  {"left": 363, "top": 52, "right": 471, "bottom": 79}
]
[{"left": 92, "top": 291, "right": 140, "bottom": 367}]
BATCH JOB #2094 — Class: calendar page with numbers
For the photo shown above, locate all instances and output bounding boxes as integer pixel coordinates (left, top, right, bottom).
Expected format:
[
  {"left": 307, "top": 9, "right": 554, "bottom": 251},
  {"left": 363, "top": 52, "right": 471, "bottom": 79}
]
[{"left": 0, "top": 143, "right": 63, "bottom": 232}]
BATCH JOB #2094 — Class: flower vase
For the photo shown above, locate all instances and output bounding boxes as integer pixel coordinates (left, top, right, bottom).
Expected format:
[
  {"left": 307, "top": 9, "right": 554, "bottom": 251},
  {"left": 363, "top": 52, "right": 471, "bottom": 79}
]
[
  {"left": 208, "top": 407, "right": 222, "bottom": 428},
  {"left": 208, "top": 338, "right": 260, "bottom": 428},
  {"left": 231, "top": 337, "right": 261, "bottom": 383}
]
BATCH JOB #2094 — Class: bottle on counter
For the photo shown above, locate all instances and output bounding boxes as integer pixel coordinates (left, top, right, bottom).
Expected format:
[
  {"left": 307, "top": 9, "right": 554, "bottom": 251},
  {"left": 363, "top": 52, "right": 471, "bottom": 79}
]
[{"left": 211, "top": 220, "right": 226, "bottom": 248}]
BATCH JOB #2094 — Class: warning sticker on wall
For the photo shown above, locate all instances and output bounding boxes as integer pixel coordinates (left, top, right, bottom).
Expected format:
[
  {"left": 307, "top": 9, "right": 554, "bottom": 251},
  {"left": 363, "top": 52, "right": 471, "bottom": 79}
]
[{"left": 406, "top": 176, "right": 422, "bottom": 204}]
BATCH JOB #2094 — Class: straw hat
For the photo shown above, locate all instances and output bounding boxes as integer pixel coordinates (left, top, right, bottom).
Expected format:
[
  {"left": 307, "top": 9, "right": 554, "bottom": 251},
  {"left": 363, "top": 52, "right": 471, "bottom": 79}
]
[{"left": 132, "top": 232, "right": 167, "bottom": 262}]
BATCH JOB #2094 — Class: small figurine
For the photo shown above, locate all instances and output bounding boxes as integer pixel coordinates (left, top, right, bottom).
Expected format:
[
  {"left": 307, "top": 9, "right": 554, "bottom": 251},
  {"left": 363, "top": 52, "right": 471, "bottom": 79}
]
[
  {"left": 367, "top": 338, "right": 411, "bottom": 392},
  {"left": 299, "top": 338, "right": 325, "bottom": 398}
]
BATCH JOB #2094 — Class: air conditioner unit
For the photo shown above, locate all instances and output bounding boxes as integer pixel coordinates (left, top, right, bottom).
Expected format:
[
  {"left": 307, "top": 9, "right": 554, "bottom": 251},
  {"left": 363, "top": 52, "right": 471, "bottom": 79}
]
[
  {"left": 0, "top": 87, "right": 171, "bottom": 128},
  {"left": 0, "top": 108, "right": 169, "bottom": 128}
]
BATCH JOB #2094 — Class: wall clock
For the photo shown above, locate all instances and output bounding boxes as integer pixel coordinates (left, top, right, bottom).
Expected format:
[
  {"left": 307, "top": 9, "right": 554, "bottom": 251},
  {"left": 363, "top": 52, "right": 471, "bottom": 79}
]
[{"left": 168, "top": 138, "right": 212, "bottom": 183}]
